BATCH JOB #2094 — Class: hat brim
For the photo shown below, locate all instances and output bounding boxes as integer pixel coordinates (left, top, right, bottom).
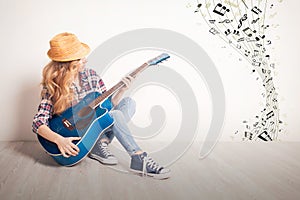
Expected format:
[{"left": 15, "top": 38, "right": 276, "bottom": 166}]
[{"left": 47, "top": 43, "right": 90, "bottom": 62}]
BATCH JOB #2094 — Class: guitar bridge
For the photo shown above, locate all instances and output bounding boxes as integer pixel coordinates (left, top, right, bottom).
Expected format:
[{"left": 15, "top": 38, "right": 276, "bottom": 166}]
[{"left": 62, "top": 118, "right": 75, "bottom": 130}]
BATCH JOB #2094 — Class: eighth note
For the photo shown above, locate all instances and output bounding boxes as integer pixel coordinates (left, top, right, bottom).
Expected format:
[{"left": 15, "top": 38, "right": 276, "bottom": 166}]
[
  {"left": 243, "top": 27, "right": 256, "bottom": 37},
  {"left": 251, "top": 18, "right": 260, "bottom": 24},
  {"left": 213, "top": 3, "right": 230, "bottom": 16}
]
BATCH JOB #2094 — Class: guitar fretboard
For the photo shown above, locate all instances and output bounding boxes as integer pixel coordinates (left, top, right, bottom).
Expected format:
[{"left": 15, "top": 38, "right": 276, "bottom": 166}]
[{"left": 89, "top": 63, "right": 149, "bottom": 108}]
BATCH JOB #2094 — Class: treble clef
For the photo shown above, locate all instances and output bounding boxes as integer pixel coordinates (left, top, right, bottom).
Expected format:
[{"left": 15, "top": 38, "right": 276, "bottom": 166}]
[{"left": 238, "top": 14, "right": 247, "bottom": 29}]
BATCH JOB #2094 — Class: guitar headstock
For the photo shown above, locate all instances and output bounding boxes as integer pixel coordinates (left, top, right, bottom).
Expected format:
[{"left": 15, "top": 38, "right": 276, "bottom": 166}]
[{"left": 147, "top": 53, "right": 170, "bottom": 66}]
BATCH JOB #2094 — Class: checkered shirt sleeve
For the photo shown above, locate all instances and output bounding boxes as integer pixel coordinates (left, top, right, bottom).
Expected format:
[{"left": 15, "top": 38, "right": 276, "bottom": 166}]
[{"left": 32, "top": 88, "right": 53, "bottom": 134}]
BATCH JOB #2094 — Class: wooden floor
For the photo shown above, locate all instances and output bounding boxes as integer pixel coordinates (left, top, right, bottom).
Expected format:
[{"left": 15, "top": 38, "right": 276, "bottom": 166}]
[{"left": 0, "top": 141, "right": 299, "bottom": 200}]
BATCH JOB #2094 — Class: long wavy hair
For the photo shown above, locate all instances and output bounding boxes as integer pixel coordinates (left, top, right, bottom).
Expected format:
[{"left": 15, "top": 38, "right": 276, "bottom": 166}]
[{"left": 41, "top": 60, "right": 81, "bottom": 114}]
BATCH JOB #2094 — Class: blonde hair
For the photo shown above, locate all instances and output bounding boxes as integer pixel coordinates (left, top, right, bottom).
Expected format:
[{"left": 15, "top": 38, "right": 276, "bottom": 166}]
[{"left": 41, "top": 60, "right": 81, "bottom": 114}]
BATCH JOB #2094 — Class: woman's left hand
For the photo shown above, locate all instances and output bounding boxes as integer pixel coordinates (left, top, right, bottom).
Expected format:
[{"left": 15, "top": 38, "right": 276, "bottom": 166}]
[
  {"left": 120, "top": 75, "right": 135, "bottom": 91},
  {"left": 112, "top": 75, "right": 135, "bottom": 106}
]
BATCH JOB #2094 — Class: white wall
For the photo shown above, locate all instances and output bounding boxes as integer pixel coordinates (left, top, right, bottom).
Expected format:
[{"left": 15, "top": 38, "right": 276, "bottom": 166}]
[{"left": 0, "top": 0, "right": 298, "bottom": 142}]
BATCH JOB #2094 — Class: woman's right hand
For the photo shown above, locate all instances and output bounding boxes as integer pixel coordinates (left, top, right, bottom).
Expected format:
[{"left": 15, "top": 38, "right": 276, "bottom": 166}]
[{"left": 54, "top": 135, "right": 81, "bottom": 157}]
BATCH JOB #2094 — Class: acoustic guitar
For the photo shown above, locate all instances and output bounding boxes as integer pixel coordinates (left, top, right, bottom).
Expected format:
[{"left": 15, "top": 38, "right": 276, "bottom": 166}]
[{"left": 37, "top": 53, "right": 170, "bottom": 166}]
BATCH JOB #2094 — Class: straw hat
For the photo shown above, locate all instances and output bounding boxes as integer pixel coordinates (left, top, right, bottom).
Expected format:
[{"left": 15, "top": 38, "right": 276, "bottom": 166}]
[{"left": 47, "top": 32, "right": 90, "bottom": 62}]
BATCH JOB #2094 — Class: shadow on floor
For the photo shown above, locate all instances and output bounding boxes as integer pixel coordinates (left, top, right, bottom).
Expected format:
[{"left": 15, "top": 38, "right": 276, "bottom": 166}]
[{"left": 12, "top": 141, "right": 60, "bottom": 167}]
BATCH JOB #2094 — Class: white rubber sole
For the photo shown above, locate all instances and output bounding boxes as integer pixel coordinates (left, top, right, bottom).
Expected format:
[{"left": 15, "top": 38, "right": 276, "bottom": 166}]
[
  {"left": 89, "top": 153, "right": 118, "bottom": 165},
  {"left": 130, "top": 168, "right": 171, "bottom": 180}
]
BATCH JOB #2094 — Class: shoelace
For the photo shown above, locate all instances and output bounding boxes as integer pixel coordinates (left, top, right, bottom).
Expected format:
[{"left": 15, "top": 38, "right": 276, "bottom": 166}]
[
  {"left": 142, "top": 155, "right": 162, "bottom": 177},
  {"left": 100, "top": 143, "right": 113, "bottom": 158}
]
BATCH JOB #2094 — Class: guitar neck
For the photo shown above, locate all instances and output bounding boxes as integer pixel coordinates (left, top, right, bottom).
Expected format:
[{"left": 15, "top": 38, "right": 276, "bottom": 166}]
[{"left": 89, "top": 62, "right": 149, "bottom": 108}]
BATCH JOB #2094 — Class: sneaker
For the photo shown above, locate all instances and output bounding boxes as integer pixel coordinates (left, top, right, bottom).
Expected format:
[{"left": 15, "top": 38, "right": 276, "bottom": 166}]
[
  {"left": 89, "top": 142, "right": 118, "bottom": 165},
  {"left": 130, "top": 152, "right": 171, "bottom": 179}
]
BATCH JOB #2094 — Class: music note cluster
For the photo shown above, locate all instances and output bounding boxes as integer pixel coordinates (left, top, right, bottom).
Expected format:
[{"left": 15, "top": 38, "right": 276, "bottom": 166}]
[{"left": 191, "top": 0, "right": 283, "bottom": 142}]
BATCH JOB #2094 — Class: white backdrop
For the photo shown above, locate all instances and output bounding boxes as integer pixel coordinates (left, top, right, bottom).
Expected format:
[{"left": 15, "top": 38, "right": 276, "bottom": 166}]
[{"left": 0, "top": 0, "right": 298, "bottom": 142}]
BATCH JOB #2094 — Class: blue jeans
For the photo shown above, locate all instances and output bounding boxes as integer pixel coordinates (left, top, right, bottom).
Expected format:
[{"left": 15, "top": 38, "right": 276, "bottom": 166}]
[{"left": 98, "top": 97, "right": 142, "bottom": 156}]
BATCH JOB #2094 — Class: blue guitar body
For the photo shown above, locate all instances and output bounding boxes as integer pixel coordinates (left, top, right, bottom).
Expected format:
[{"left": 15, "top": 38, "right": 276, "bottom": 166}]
[{"left": 37, "top": 91, "right": 114, "bottom": 166}]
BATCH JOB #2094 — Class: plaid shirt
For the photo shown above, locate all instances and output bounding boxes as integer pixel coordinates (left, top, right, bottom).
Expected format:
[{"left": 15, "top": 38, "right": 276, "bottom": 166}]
[{"left": 32, "top": 68, "right": 110, "bottom": 134}]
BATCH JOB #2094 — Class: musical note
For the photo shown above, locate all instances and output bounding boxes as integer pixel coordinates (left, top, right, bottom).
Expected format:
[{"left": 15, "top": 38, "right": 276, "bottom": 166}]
[
  {"left": 262, "top": 25, "right": 270, "bottom": 30},
  {"left": 213, "top": 3, "right": 230, "bottom": 16},
  {"left": 225, "top": 29, "right": 231, "bottom": 36},
  {"left": 265, "top": 77, "right": 273, "bottom": 84},
  {"left": 251, "top": 6, "right": 262, "bottom": 15},
  {"left": 233, "top": 30, "right": 240, "bottom": 35},
  {"left": 255, "top": 35, "right": 265, "bottom": 41},
  {"left": 252, "top": 59, "right": 261, "bottom": 67},
  {"left": 209, "top": 27, "right": 219, "bottom": 35},
  {"left": 237, "top": 37, "right": 245, "bottom": 42},
  {"left": 237, "top": 14, "right": 247, "bottom": 29},
  {"left": 194, "top": 3, "right": 202, "bottom": 13},
  {"left": 244, "top": 50, "right": 250, "bottom": 56},
  {"left": 251, "top": 18, "right": 260, "bottom": 24},
  {"left": 245, "top": 131, "right": 253, "bottom": 140},
  {"left": 258, "top": 131, "right": 272, "bottom": 141},
  {"left": 209, "top": 19, "right": 216, "bottom": 24},
  {"left": 261, "top": 117, "right": 267, "bottom": 126},
  {"left": 243, "top": 27, "right": 256, "bottom": 37},
  {"left": 253, "top": 50, "right": 259, "bottom": 57},
  {"left": 219, "top": 19, "right": 233, "bottom": 23},
  {"left": 246, "top": 38, "right": 256, "bottom": 42},
  {"left": 266, "top": 111, "right": 275, "bottom": 120}
]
